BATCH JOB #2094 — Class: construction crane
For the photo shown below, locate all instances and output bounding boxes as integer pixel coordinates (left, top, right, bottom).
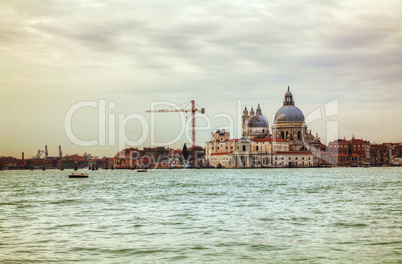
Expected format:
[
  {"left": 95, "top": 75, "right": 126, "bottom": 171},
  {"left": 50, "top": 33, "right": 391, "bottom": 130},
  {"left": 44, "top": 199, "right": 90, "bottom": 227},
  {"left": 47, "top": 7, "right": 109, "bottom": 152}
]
[
  {"left": 146, "top": 100, "right": 205, "bottom": 166},
  {"left": 32, "top": 149, "right": 44, "bottom": 159}
]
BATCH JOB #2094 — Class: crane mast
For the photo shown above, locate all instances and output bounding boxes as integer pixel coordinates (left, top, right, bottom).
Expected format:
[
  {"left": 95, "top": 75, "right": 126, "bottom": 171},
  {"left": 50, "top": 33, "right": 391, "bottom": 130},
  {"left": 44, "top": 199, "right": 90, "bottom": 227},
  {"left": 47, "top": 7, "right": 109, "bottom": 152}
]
[{"left": 191, "top": 100, "right": 196, "bottom": 166}]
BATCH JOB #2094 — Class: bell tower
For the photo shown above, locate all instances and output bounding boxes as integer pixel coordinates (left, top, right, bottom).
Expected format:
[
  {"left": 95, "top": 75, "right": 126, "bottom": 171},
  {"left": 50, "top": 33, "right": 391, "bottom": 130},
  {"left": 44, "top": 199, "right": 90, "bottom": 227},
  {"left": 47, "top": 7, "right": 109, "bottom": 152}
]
[{"left": 242, "top": 106, "right": 249, "bottom": 132}]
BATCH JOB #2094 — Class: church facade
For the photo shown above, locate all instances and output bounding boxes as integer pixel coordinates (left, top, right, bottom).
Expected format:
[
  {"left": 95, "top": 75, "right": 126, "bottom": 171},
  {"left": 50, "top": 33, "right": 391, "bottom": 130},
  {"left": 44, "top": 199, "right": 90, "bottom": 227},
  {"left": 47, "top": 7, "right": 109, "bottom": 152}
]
[{"left": 205, "top": 87, "right": 321, "bottom": 168}]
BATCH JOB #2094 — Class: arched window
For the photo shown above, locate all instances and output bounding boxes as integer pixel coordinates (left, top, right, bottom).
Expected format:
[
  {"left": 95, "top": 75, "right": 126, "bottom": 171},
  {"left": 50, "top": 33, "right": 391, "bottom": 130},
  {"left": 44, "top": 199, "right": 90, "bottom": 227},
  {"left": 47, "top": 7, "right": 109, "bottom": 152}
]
[
  {"left": 281, "top": 131, "right": 284, "bottom": 139},
  {"left": 298, "top": 131, "right": 301, "bottom": 140}
]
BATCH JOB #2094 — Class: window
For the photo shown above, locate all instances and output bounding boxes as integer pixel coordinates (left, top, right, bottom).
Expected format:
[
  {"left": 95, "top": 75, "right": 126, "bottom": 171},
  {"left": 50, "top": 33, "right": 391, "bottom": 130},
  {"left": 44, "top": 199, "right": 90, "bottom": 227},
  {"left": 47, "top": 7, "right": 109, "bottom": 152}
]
[
  {"left": 217, "top": 147, "right": 219, "bottom": 150},
  {"left": 263, "top": 129, "right": 265, "bottom": 133},
  {"left": 295, "top": 157, "right": 298, "bottom": 160},
  {"left": 226, "top": 147, "right": 228, "bottom": 150},
  {"left": 242, "top": 146, "right": 246, "bottom": 151},
  {"left": 212, "top": 147, "right": 214, "bottom": 150},
  {"left": 256, "top": 146, "right": 259, "bottom": 151},
  {"left": 289, "top": 157, "right": 291, "bottom": 160}
]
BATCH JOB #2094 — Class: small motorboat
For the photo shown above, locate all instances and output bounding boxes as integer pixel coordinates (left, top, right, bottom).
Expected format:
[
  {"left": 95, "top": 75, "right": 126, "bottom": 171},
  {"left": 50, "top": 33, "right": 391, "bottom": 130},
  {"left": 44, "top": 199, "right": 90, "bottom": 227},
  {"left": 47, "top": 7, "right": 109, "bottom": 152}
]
[
  {"left": 68, "top": 173, "right": 89, "bottom": 178},
  {"left": 137, "top": 169, "right": 147, "bottom": 172}
]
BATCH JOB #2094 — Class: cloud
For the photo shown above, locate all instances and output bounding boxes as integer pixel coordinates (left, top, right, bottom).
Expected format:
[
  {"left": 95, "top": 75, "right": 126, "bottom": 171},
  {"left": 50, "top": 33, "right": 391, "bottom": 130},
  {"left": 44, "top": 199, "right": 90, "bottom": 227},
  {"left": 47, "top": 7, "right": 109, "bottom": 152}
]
[{"left": 0, "top": 0, "right": 401, "bottom": 157}]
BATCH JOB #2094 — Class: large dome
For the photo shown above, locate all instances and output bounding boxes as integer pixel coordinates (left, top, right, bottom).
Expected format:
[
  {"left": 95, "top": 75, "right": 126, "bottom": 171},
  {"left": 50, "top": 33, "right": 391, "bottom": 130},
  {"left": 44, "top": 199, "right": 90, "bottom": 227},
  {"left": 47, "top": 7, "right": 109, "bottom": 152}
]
[
  {"left": 249, "top": 115, "right": 269, "bottom": 127},
  {"left": 274, "top": 106, "right": 305, "bottom": 122}
]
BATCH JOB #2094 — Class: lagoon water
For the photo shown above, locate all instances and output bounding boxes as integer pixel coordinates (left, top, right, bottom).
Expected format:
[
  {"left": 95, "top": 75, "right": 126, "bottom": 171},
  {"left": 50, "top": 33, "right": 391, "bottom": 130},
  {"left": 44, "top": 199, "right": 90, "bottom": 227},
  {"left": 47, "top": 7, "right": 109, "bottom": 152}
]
[{"left": 0, "top": 168, "right": 401, "bottom": 263}]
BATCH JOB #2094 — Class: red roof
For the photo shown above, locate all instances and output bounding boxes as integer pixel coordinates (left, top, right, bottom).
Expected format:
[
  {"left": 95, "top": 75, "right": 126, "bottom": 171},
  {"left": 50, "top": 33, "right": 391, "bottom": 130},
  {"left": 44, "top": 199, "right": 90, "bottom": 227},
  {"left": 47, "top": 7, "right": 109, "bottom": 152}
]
[
  {"left": 275, "top": 151, "right": 313, "bottom": 155},
  {"left": 211, "top": 152, "right": 230, "bottom": 156},
  {"left": 331, "top": 153, "right": 348, "bottom": 157},
  {"left": 252, "top": 138, "right": 287, "bottom": 142}
]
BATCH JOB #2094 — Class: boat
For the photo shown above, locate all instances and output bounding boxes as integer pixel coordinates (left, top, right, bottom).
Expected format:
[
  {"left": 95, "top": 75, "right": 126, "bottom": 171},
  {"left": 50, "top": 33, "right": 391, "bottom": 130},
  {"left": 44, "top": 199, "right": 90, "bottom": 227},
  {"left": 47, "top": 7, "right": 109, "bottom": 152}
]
[
  {"left": 363, "top": 163, "right": 370, "bottom": 168},
  {"left": 68, "top": 173, "right": 89, "bottom": 178},
  {"left": 137, "top": 169, "right": 147, "bottom": 172}
]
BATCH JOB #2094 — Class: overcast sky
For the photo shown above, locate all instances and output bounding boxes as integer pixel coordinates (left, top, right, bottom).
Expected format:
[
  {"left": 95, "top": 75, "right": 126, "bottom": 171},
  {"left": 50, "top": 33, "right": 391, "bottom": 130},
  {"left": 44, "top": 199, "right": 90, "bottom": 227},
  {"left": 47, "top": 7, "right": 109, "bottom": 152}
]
[{"left": 1, "top": 0, "right": 401, "bottom": 158}]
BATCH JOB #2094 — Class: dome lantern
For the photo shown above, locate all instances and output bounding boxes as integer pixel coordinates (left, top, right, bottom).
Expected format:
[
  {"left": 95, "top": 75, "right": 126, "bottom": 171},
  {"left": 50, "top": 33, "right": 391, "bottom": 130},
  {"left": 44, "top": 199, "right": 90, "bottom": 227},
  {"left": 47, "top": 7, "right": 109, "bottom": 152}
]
[
  {"left": 256, "top": 103, "right": 262, "bottom": 115},
  {"left": 283, "top": 86, "right": 295, "bottom": 106}
]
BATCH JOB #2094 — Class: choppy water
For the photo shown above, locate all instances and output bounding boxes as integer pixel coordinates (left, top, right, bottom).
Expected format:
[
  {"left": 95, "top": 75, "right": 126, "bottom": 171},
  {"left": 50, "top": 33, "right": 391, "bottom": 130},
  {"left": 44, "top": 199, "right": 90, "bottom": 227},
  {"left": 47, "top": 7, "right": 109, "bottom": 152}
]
[{"left": 0, "top": 168, "right": 401, "bottom": 263}]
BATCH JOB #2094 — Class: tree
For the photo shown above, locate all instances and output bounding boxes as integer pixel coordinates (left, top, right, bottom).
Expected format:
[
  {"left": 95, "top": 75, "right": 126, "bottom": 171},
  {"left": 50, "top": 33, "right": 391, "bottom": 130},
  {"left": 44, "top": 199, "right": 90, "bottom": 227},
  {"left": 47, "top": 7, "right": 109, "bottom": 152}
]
[{"left": 182, "top": 143, "right": 189, "bottom": 162}]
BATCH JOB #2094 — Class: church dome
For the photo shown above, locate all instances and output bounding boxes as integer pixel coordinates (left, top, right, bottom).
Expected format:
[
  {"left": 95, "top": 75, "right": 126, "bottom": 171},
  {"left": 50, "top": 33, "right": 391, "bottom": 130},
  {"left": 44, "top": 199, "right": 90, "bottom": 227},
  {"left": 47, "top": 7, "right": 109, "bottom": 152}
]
[
  {"left": 274, "top": 86, "right": 305, "bottom": 123},
  {"left": 274, "top": 106, "right": 305, "bottom": 122},
  {"left": 249, "top": 115, "right": 269, "bottom": 127}
]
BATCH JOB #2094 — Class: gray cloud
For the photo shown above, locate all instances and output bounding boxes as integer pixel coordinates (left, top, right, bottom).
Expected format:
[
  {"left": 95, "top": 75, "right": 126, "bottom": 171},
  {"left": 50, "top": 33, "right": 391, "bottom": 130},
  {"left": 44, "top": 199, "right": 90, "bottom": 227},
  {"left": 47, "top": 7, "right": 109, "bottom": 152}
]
[{"left": 0, "top": 0, "right": 401, "bottom": 157}]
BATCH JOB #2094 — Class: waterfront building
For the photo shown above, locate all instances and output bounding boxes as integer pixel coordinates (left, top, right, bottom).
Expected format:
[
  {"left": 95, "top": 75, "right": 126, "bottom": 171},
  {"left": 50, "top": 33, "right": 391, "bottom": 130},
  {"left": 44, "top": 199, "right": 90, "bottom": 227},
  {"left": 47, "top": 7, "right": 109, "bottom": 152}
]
[
  {"left": 0, "top": 156, "right": 18, "bottom": 170},
  {"left": 206, "top": 129, "right": 314, "bottom": 168},
  {"left": 63, "top": 155, "right": 88, "bottom": 169},
  {"left": 321, "top": 136, "right": 371, "bottom": 166},
  {"left": 370, "top": 142, "right": 402, "bottom": 166},
  {"left": 205, "top": 87, "right": 319, "bottom": 168},
  {"left": 114, "top": 146, "right": 184, "bottom": 169}
]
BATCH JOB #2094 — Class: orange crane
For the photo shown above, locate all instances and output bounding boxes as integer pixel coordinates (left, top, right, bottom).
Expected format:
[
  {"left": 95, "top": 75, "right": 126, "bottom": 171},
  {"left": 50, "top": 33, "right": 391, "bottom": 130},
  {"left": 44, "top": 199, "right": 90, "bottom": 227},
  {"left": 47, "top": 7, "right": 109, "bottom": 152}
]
[{"left": 146, "top": 100, "right": 205, "bottom": 166}]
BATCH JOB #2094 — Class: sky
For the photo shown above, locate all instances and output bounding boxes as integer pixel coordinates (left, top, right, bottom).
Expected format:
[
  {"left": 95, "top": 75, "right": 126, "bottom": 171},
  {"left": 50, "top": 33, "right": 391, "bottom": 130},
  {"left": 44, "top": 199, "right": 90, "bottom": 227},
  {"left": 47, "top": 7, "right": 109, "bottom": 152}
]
[{"left": 0, "top": 0, "right": 401, "bottom": 158}]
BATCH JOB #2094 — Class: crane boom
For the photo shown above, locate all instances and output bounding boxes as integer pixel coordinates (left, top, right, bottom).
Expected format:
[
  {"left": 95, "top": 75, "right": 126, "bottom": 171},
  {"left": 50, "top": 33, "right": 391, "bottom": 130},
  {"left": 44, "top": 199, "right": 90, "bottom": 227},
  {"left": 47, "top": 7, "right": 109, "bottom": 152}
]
[
  {"left": 145, "top": 109, "right": 190, "bottom": 113},
  {"left": 146, "top": 100, "right": 205, "bottom": 167}
]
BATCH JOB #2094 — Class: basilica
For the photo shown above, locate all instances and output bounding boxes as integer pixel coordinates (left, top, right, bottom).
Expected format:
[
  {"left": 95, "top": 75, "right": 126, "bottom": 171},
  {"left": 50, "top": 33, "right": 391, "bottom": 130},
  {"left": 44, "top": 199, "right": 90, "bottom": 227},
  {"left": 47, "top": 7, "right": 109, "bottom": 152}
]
[{"left": 205, "top": 87, "right": 322, "bottom": 168}]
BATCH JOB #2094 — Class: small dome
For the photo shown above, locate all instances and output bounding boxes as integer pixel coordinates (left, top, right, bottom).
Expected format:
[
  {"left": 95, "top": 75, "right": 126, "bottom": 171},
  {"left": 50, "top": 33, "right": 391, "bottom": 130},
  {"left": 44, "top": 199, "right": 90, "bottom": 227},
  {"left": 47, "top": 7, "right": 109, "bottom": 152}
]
[
  {"left": 243, "top": 106, "right": 248, "bottom": 115},
  {"left": 249, "top": 115, "right": 269, "bottom": 128},
  {"left": 238, "top": 136, "right": 251, "bottom": 144},
  {"left": 250, "top": 107, "right": 255, "bottom": 116},
  {"left": 274, "top": 105, "right": 305, "bottom": 122}
]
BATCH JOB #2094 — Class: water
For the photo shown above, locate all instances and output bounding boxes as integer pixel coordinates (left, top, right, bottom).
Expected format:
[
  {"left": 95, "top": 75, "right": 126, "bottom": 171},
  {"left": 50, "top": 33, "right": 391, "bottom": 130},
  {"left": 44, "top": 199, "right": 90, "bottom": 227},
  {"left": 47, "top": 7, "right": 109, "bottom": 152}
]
[{"left": 0, "top": 168, "right": 401, "bottom": 263}]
